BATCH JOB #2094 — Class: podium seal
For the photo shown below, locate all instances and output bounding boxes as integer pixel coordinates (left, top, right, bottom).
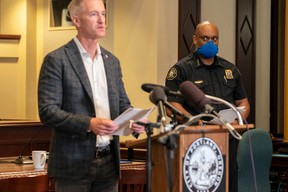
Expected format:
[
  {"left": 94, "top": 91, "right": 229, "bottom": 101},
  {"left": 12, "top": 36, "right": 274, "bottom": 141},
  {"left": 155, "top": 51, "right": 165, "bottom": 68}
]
[{"left": 183, "top": 137, "right": 224, "bottom": 192}]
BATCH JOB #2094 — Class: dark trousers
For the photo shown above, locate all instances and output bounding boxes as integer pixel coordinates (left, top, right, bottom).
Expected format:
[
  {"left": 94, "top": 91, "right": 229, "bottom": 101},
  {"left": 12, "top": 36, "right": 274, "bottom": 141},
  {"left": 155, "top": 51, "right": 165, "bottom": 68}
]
[{"left": 54, "top": 153, "right": 118, "bottom": 192}]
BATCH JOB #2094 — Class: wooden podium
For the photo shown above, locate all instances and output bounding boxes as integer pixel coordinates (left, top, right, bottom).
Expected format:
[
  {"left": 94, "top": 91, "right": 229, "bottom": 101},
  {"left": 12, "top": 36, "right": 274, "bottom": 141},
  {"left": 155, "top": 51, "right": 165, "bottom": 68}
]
[{"left": 126, "top": 124, "right": 253, "bottom": 192}]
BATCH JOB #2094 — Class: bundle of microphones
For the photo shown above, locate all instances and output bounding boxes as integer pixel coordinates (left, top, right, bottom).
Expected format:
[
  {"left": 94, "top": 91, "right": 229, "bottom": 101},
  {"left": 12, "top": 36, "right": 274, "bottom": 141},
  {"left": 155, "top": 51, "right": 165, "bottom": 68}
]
[
  {"left": 141, "top": 80, "right": 220, "bottom": 124},
  {"left": 141, "top": 81, "right": 243, "bottom": 143}
]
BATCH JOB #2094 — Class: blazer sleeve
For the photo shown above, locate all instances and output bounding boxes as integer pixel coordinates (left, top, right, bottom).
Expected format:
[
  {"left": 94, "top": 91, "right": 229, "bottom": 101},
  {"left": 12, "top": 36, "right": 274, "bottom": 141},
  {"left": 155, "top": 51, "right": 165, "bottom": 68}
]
[{"left": 38, "top": 48, "right": 92, "bottom": 138}]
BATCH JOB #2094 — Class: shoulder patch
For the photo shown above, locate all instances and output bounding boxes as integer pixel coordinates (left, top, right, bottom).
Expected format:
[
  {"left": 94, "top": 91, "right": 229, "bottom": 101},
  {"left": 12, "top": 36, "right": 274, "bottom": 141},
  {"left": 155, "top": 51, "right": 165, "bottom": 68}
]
[
  {"left": 167, "top": 68, "right": 177, "bottom": 80},
  {"left": 225, "top": 69, "right": 234, "bottom": 79}
]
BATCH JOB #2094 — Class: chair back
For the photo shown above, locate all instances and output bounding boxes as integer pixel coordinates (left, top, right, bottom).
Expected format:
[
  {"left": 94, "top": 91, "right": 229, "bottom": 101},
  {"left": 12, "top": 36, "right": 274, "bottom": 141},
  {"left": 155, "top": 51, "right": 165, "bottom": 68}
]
[
  {"left": 119, "top": 163, "right": 146, "bottom": 192},
  {"left": 237, "top": 128, "right": 272, "bottom": 192}
]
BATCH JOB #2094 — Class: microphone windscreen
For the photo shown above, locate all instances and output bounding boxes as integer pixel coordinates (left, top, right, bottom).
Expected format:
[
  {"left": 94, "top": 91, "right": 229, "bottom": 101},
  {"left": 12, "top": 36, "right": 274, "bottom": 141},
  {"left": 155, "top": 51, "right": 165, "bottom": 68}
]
[
  {"left": 179, "top": 81, "right": 211, "bottom": 109},
  {"left": 142, "top": 83, "right": 158, "bottom": 93},
  {"left": 141, "top": 83, "right": 168, "bottom": 93},
  {"left": 149, "top": 87, "right": 167, "bottom": 104}
]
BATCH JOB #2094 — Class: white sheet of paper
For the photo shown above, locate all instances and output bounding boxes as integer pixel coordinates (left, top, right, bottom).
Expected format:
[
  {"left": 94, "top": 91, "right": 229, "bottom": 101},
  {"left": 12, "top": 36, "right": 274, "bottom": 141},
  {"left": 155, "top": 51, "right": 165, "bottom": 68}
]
[
  {"left": 207, "top": 106, "right": 246, "bottom": 125},
  {"left": 113, "top": 107, "right": 155, "bottom": 136}
]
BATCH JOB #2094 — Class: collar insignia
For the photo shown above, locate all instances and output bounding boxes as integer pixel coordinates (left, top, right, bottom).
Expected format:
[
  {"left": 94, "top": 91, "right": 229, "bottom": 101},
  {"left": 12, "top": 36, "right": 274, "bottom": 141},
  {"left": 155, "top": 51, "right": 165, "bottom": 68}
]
[{"left": 194, "top": 80, "right": 203, "bottom": 84}]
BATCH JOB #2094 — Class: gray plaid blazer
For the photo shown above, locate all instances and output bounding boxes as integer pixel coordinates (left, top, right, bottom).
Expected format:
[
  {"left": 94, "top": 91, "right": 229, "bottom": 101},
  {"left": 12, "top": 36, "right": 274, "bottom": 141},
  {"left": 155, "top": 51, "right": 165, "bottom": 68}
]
[{"left": 38, "top": 39, "right": 131, "bottom": 180}]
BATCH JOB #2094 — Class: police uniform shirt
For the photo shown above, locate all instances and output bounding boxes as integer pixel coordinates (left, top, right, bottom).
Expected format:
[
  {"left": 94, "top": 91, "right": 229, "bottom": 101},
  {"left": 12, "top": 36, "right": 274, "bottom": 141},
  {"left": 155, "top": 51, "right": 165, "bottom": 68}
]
[{"left": 165, "top": 52, "right": 247, "bottom": 116}]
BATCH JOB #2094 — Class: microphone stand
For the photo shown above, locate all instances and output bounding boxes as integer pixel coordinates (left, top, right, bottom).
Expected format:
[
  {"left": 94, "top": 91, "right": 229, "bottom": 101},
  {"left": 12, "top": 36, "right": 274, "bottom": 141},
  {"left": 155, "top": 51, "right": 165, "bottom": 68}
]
[
  {"left": 136, "top": 121, "right": 160, "bottom": 192},
  {"left": 163, "top": 101, "right": 190, "bottom": 123},
  {"left": 205, "top": 94, "right": 243, "bottom": 125},
  {"left": 157, "top": 101, "right": 193, "bottom": 192},
  {"left": 161, "top": 106, "right": 179, "bottom": 192},
  {"left": 163, "top": 131, "right": 177, "bottom": 192},
  {"left": 15, "top": 124, "right": 44, "bottom": 164},
  {"left": 205, "top": 94, "right": 244, "bottom": 140},
  {"left": 157, "top": 100, "right": 167, "bottom": 133}
]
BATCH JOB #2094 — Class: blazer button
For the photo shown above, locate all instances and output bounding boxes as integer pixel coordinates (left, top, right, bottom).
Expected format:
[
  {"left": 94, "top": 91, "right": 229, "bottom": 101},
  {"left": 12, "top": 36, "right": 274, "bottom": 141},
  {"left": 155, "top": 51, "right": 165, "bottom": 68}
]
[{"left": 72, "top": 135, "right": 79, "bottom": 139}]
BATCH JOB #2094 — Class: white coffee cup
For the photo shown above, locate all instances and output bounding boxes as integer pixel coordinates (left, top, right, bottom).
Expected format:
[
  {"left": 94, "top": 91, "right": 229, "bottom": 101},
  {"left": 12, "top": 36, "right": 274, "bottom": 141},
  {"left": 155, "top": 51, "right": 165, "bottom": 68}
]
[{"left": 32, "top": 150, "right": 47, "bottom": 170}]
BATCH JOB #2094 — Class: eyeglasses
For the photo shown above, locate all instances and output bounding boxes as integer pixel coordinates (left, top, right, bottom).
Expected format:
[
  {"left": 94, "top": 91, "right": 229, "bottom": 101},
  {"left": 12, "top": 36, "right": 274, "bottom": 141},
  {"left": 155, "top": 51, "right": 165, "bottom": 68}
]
[{"left": 196, "top": 35, "right": 218, "bottom": 43}]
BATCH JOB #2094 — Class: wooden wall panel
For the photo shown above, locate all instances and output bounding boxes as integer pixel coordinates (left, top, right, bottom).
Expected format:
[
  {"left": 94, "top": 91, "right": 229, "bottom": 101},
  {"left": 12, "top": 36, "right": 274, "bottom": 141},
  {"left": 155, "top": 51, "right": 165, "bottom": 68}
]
[
  {"left": 0, "top": 121, "right": 51, "bottom": 158},
  {"left": 270, "top": 0, "right": 285, "bottom": 135},
  {"left": 178, "top": 0, "right": 200, "bottom": 60},
  {"left": 236, "top": 0, "right": 256, "bottom": 124}
]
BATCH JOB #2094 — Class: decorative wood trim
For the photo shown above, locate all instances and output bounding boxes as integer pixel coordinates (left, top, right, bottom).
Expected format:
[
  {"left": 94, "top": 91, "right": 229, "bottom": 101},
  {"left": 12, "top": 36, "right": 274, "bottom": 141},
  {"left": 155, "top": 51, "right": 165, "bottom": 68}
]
[
  {"left": 270, "top": 0, "right": 285, "bottom": 135},
  {"left": 0, "top": 34, "right": 21, "bottom": 41},
  {"left": 0, "top": 121, "right": 51, "bottom": 157},
  {"left": 236, "top": 0, "right": 256, "bottom": 124},
  {"left": 0, "top": 58, "right": 18, "bottom": 63},
  {"left": 178, "top": 0, "right": 201, "bottom": 59},
  {"left": 284, "top": 0, "right": 288, "bottom": 142}
]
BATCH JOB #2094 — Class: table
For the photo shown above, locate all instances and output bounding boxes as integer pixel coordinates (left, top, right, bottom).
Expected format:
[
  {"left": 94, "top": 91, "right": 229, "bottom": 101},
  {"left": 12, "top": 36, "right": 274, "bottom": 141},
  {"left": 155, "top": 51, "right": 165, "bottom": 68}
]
[{"left": 0, "top": 157, "right": 146, "bottom": 192}]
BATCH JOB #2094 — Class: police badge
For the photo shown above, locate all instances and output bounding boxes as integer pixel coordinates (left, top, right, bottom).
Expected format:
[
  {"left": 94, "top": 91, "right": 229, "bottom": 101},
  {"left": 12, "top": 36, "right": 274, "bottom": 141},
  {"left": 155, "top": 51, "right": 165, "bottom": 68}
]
[
  {"left": 225, "top": 69, "right": 234, "bottom": 79},
  {"left": 167, "top": 68, "right": 177, "bottom": 80}
]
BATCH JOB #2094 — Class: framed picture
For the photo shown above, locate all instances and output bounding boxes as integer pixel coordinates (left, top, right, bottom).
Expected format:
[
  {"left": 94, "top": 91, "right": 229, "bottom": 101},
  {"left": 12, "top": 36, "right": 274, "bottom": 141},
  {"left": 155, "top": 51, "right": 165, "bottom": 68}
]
[{"left": 49, "top": 0, "right": 108, "bottom": 30}]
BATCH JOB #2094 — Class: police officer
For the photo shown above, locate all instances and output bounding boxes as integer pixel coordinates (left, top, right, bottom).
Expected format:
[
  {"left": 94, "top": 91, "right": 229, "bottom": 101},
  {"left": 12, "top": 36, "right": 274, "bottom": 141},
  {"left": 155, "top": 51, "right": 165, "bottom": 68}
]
[{"left": 165, "top": 21, "right": 250, "bottom": 192}]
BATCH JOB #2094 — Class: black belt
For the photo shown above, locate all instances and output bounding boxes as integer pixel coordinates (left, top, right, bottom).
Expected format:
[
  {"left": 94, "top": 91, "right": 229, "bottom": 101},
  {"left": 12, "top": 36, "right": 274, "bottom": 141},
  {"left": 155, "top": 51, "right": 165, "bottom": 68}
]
[{"left": 94, "top": 141, "right": 113, "bottom": 159}]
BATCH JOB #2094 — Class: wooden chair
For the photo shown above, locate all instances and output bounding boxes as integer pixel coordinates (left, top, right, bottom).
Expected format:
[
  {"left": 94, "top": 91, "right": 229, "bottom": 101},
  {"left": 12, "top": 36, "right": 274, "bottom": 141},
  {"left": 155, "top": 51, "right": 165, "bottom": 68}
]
[{"left": 119, "top": 164, "right": 146, "bottom": 192}]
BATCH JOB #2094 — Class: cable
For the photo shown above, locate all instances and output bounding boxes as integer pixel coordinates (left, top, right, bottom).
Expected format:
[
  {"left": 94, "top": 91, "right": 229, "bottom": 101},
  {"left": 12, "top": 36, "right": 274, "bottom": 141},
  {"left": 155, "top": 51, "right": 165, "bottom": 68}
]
[
  {"left": 158, "top": 113, "right": 217, "bottom": 144},
  {"left": 242, "top": 118, "right": 258, "bottom": 192},
  {"left": 15, "top": 124, "right": 44, "bottom": 164},
  {"left": 277, "top": 179, "right": 283, "bottom": 192},
  {"left": 217, "top": 116, "right": 242, "bottom": 140}
]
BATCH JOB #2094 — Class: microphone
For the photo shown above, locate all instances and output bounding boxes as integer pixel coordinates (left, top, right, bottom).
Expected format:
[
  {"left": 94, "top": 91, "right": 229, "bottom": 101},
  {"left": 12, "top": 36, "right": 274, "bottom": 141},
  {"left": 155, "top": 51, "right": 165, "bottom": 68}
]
[
  {"left": 149, "top": 86, "right": 167, "bottom": 123},
  {"left": 142, "top": 83, "right": 181, "bottom": 97},
  {"left": 179, "top": 81, "right": 242, "bottom": 140},
  {"left": 142, "top": 83, "right": 191, "bottom": 124},
  {"left": 15, "top": 124, "right": 44, "bottom": 164},
  {"left": 179, "top": 81, "right": 215, "bottom": 114}
]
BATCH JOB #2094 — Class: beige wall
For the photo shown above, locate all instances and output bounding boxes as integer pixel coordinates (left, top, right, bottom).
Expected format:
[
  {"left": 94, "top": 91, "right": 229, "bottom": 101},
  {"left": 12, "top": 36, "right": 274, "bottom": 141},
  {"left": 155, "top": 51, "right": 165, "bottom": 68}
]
[
  {"left": 113, "top": 0, "right": 178, "bottom": 139},
  {"left": 255, "top": 0, "right": 271, "bottom": 131},
  {"left": 201, "top": 0, "right": 236, "bottom": 63},
  {"left": 0, "top": 0, "right": 271, "bottom": 133},
  {"left": 113, "top": 0, "right": 178, "bottom": 109},
  {"left": 0, "top": 0, "right": 27, "bottom": 119}
]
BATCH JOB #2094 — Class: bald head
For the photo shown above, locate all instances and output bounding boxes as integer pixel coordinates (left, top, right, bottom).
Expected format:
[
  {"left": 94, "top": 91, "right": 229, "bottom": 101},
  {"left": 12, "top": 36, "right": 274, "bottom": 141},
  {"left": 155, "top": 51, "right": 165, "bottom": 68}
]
[
  {"left": 193, "top": 21, "right": 219, "bottom": 62},
  {"left": 193, "top": 21, "right": 219, "bottom": 50},
  {"left": 195, "top": 21, "right": 219, "bottom": 36}
]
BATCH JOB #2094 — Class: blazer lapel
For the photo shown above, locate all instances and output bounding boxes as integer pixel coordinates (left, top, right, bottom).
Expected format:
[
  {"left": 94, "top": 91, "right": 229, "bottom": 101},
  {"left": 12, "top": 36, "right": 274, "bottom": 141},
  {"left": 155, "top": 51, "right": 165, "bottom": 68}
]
[
  {"left": 65, "top": 40, "right": 94, "bottom": 104},
  {"left": 101, "top": 48, "right": 118, "bottom": 119}
]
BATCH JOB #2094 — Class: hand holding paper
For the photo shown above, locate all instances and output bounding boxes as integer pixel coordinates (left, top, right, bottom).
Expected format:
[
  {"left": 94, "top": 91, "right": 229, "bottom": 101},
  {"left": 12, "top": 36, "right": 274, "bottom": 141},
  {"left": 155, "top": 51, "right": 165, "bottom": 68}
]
[{"left": 113, "top": 107, "right": 155, "bottom": 136}]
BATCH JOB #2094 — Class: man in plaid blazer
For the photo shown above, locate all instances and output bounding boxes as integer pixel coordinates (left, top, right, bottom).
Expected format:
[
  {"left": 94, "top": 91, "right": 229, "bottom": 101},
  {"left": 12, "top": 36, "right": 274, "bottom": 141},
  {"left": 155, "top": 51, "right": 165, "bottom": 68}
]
[{"left": 38, "top": 0, "right": 145, "bottom": 191}]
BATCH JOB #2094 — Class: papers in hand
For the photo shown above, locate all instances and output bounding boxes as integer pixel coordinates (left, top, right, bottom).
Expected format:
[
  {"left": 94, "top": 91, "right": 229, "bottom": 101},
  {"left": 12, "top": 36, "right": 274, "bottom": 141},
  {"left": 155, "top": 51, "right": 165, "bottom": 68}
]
[
  {"left": 207, "top": 106, "right": 246, "bottom": 125},
  {"left": 113, "top": 107, "right": 155, "bottom": 136}
]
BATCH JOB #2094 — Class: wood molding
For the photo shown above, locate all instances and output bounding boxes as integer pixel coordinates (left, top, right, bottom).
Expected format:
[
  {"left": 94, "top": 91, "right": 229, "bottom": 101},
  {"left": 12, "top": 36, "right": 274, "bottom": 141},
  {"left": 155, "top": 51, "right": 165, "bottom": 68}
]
[
  {"left": 178, "top": 0, "right": 200, "bottom": 59},
  {"left": 0, "top": 34, "right": 21, "bottom": 40},
  {"left": 236, "top": 0, "right": 256, "bottom": 124}
]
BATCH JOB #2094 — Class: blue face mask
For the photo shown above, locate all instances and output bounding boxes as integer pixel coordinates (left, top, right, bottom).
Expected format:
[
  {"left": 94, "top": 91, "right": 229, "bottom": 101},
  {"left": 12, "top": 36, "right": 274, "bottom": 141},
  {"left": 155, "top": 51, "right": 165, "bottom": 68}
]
[{"left": 196, "top": 41, "right": 219, "bottom": 59}]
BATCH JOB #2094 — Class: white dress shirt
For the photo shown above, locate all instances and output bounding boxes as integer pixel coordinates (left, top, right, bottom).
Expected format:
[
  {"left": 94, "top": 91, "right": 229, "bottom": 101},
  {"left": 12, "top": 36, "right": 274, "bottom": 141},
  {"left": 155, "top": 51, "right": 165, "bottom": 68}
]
[{"left": 74, "top": 37, "right": 112, "bottom": 147}]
